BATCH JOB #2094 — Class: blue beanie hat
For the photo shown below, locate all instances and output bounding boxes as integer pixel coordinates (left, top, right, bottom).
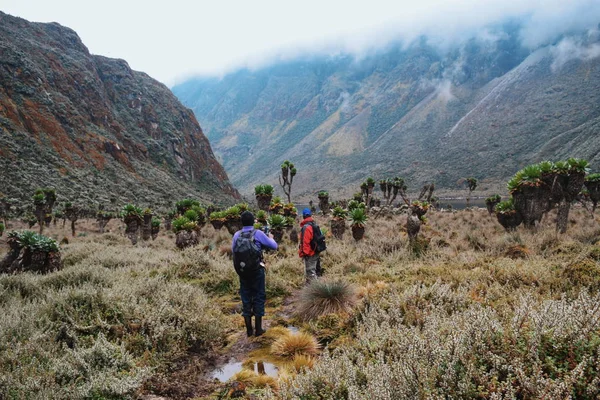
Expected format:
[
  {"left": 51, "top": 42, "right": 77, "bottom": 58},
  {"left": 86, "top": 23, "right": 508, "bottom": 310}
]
[{"left": 302, "top": 208, "right": 311, "bottom": 217}]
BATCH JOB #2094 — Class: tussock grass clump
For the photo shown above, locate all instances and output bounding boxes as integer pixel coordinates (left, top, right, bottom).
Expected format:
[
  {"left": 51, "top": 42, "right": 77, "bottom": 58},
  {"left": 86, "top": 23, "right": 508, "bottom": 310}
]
[
  {"left": 294, "top": 279, "right": 358, "bottom": 321},
  {"left": 231, "top": 369, "right": 278, "bottom": 390},
  {"left": 259, "top": 326, "right": 293, "bottom": 345},
  {"left": 291, "top": 353, "right": 315, "bottom": 372},
  {"left": 271, "top": 332, "right": 320, "bottom": 358},
  {"left": 253, "top": 374, "right": 278, "bottom": 389},
  {"left": 231, "top": 368, "right": 256, "bottom": 384}
]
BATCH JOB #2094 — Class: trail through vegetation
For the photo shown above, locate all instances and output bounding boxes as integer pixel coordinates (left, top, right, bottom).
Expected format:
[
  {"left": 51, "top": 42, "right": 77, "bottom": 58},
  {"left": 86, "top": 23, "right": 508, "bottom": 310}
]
[{"left": 2, "top": 206, "right": 600, "bottom": 399}]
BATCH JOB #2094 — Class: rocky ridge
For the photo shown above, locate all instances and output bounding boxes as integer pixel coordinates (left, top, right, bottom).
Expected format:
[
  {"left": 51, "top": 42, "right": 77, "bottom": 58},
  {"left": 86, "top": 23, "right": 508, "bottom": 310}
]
[{"left": 0, "top": 12, "right": 240, "bottom": 207}]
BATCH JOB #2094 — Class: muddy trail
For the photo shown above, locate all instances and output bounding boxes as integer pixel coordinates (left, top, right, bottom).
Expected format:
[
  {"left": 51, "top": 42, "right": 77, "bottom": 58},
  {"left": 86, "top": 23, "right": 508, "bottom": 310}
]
[{"left": 141, "top": 293, "right": 301, "bottom": 399}]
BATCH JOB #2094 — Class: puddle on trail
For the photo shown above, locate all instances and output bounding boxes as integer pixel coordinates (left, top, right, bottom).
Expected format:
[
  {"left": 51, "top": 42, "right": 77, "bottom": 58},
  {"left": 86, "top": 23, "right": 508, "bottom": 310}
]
[
  {"left": 211, "top": 360, "right": 278, "bottom": 382},
  {"left": 287, "top": 326, "right": 299, "bottom": 333}
]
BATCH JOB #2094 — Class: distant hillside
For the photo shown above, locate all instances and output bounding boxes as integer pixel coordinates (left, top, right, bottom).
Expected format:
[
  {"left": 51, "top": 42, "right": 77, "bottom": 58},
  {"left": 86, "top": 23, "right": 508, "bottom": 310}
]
[
  {"left": 0, "top": 12, "right": 240, "bottom": 206},
  {"left": 173, "top": 23, "right": 600, "bottom": 201}
]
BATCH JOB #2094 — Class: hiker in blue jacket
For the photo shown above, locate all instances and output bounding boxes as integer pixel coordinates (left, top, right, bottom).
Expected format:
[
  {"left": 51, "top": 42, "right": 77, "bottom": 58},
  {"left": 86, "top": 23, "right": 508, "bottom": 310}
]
[{"left": 232, "top": 211, "right": 278, "bottom": 337}]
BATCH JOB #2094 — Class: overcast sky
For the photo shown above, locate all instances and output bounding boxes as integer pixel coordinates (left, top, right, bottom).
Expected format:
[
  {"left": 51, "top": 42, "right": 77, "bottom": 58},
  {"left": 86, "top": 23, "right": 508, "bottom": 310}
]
[{"left": 3, "top": 0, "right": 600, "bottom": 85}]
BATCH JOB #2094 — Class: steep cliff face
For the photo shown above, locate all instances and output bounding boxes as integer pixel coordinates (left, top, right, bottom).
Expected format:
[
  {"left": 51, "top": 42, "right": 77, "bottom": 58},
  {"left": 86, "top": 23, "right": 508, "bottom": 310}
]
[
  {"left": 0, "top": 12, "right": 240, "bottom": 205},
  {"left": 174, "top": 24, "right": 600, "bottom": 200}
]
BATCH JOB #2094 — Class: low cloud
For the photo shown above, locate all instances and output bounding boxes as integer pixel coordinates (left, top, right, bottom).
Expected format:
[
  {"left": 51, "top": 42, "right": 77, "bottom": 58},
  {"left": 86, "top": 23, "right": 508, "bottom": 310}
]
[
  {"left": 436, "top": 80, "right": 457, "bottom": 103},
  {"left": 208, "top": 0, "right": 600, "bottom": 82},
  {"left": 550, "top": 33, "right": 600, "bottom": 72},
  {"left": 4, "top": 0, "right": 600, "bottom": 84},
  {"left": 420, "top": 79, "right": 457, "bottom": 103}
]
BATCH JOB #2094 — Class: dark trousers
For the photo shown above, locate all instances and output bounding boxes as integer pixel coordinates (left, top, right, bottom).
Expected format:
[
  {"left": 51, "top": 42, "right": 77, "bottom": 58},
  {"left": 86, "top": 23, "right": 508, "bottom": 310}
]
[{"left": 239, "top": 268, "right": 266, "bottom": 317}]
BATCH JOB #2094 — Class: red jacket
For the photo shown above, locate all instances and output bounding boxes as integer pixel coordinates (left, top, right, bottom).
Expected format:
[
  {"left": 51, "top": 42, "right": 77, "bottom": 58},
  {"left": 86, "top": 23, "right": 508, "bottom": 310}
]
[{"left": 299, "top": 217, "right": 316, "bottom": 257}]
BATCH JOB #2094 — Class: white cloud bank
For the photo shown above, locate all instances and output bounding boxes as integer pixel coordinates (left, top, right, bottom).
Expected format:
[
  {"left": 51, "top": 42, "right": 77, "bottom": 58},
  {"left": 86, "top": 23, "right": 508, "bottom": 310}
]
[
  {"left": 2, "top": 0, "right": 600, "bottom": 84},
  {"left": 551, "top": 31, "right": 600, "bottom": 71}
]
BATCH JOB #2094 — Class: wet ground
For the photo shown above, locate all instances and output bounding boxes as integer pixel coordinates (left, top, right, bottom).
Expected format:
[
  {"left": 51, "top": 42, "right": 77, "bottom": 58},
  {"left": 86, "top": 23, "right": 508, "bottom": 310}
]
[{"left": 211, "top": 359, "right": 279, "bottom": 382}]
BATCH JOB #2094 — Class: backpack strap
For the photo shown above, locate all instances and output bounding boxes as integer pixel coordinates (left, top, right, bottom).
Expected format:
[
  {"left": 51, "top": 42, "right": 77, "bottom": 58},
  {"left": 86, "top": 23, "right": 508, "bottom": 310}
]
[
  {"left": 248, "top": 229, "right": 263, "bottom": 261},
  {"left": 240, "top": 228, "right": 256, "bottom": 238}
]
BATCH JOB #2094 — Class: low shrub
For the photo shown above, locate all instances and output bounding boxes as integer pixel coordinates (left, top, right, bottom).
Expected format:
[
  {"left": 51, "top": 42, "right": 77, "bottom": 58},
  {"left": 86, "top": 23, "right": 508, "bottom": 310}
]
[{"left": 270, "top": 285, "right": 600, "bottom": 400}]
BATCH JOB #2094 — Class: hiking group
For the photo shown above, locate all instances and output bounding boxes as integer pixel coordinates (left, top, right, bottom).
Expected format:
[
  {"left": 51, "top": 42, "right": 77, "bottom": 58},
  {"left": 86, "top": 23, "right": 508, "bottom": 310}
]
[{"left": 231, "top": 208, "right": 326, "bottom": 337}]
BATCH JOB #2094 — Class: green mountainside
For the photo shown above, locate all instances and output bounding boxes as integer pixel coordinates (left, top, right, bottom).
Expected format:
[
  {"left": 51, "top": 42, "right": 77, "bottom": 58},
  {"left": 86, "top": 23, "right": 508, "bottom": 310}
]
[
  {"left": 173, "top": 23, "right": 600, "bottom": 201},
  {"left": 0, "top": 12, "right": 240, "bottom": 206}
]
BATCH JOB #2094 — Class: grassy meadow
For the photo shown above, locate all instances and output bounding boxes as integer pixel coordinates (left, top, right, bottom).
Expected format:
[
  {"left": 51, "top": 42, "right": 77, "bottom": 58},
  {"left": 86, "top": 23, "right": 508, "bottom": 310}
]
[{"left": 1, "top": 206, "right": 600, "bottom": 399}]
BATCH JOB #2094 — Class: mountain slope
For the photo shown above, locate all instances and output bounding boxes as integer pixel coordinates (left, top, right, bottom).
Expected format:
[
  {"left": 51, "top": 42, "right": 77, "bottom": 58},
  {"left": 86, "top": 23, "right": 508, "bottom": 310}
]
[
  {"left": 0, "top": 12, "right": 240, "bottom": 206},
  {"left": 173, "top": 24, "right": 600, "bottom": 200}
]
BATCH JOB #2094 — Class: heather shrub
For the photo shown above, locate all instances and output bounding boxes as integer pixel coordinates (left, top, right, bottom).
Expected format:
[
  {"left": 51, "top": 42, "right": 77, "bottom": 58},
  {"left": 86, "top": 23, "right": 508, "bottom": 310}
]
[
  {"left": 0, "top": 236, "right": 228, "bottom": 399},
  {"left": 51, "top": 333, "right": 148, "bottom": 399},
  {"left": 268, "top": 285, "right": 600, "bottom": 400}
]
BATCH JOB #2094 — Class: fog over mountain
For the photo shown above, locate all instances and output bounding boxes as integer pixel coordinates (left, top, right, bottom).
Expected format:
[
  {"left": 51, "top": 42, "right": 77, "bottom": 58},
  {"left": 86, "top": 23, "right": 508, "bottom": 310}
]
[
  {"left": 4, "top": 1, "right": 600, "bottom": 84},
  {"left": 173, "top": 10, "right": 600, "bottom": 201}
]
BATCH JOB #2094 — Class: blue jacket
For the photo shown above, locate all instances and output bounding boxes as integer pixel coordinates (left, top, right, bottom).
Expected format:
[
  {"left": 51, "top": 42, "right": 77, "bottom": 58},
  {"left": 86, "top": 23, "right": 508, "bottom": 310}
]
[{"left": 231, "top": 226, "right": 278, "bottom": 252}]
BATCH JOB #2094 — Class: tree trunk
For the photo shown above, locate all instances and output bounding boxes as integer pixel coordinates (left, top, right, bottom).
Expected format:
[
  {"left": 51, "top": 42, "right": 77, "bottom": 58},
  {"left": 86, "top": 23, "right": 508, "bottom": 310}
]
[
  {"left": 0, "top": 239, "right": 22, "bottom": 273},
  {"left": 35, "top": 204, "right": 44, "bottom": 234},
  {"left": 585, "top": 181, "right": 600, "bottom": 214},
  {"left": 225, "top": 219, "right": 242, "bottom": 235},
  {"left": 556, "top": 200, "right": 571, "bottom": 234},
  {"left": 256, "top": 195, "right": 272, "bottom": 211},
  {"left": 406, "top": 215, "right": 421, "bottom": 243},
  {"left": 125, "top": 217, "right": 141, "bottom": 245},
  {"left": 271, "top": 228, "right": 284, "bottom": 243},
  {"left": 513, "top": 185, "right": 551, "bottom": 228},
  {"left": 142, "top": 214, "right": 152, "bottom": 241},
  {"left": 485, "top": 200, "right": 499, "bottom": 216},
  {"left": 497, "top": 212, "right": 522, "bottom": 231},
  {"left": 164, "top": 217, "right": 173, "bottom": 231},
  {"left": 330, "top": 218, "right": 346, "bottom": 240},
  {"left": 71, "top": 220, "right": 76, "bottom": 237},
  {"left": 318, "top": 197, "right": 329, "bottom": 215},
  {"left": 98, "top": 219, "right": 108, "bottom": 233},
  {"left": 210, "top": 220, "right": 224, "bottom": 230},
  {"left": 351, "top": 225, "right": 365, "bottom": 241},
  {"left": 289, "top": 227, "right": 299, "bottom": 244},
  {"left": 175, "top": 230, "right": 199, "bottom": 249}
]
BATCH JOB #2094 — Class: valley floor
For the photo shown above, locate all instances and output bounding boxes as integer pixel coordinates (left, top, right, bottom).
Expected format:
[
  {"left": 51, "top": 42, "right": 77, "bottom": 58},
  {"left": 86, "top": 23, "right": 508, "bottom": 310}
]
[{"left": 1, "top": 207, "right": 600, "bottom": 399}]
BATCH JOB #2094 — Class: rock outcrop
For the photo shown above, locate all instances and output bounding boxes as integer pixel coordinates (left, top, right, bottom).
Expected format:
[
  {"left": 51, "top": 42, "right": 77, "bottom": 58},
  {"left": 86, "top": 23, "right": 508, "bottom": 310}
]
[{"left": 0, "top": 12, "right": 240, "bottom": 205}]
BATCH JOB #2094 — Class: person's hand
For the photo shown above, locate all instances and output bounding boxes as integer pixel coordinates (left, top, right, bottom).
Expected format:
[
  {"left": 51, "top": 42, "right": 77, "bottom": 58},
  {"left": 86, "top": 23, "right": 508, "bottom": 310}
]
[{"left": 268, "top": 233, "right": 274, "bottom": 239}]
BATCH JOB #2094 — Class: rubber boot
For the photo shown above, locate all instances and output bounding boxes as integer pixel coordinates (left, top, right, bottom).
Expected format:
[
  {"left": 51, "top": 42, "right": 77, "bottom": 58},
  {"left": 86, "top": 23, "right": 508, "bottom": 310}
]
[
  {"left": 243, "top": 316, "right": 253, "bottom": 337},
  {"left": 255, "top": 316, "right": 265, "bottom": 337}
]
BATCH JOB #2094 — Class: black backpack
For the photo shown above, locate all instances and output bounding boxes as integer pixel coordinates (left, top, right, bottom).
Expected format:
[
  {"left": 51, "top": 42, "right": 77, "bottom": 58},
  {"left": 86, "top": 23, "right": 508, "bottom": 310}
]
[
  {"left": 302, "top": 221, "right": 327, "bottom": 253},
  {"left": 233, "top": 230, "right": 263, "bottom": 277}
]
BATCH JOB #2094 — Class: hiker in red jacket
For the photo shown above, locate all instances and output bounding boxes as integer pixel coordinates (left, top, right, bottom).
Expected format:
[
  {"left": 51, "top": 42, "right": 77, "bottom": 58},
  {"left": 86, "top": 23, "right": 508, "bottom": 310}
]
[{"left": 299, "top": 208, "right": 320, "bottom": 283}]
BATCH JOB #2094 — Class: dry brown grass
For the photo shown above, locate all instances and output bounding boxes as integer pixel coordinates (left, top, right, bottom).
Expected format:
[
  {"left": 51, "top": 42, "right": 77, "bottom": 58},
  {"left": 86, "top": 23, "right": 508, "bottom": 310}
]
[
  {"left": 270, "top": 332, "right": 320, "bottom": 359},
  {"left": 290, "top": 354, "right": 315, "bottom": 372}
]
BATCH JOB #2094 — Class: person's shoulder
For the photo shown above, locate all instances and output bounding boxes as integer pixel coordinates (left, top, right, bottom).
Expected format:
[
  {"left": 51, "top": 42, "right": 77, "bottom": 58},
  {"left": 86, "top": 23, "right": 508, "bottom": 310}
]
[
  {"left": 253, "top": 229, "right": 269, "bottom": 241},
  {"left": 252, "top": 228, "right": 263, "bottom": 237}
]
